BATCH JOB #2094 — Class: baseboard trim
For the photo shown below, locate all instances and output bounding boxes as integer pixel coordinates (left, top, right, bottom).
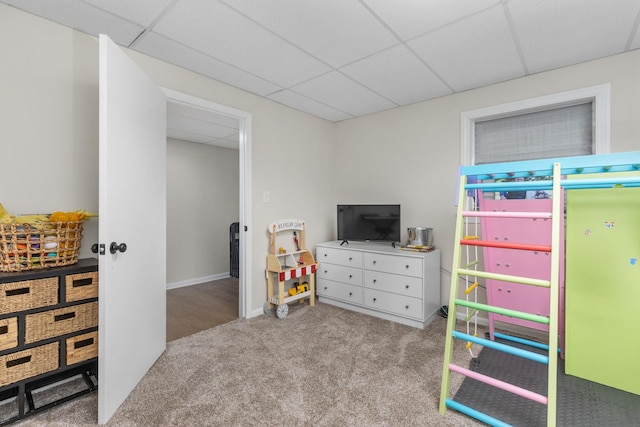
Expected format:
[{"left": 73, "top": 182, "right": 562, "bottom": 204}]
[
  {"left": 166, "top": 273, "right": 231, "bottom": 290},
  {"left": 455, "top": 311, "right": 489, "bottom": 327}
]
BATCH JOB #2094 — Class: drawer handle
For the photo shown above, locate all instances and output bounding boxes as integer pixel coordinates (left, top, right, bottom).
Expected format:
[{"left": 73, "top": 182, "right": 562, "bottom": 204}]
[
  {"left": 405, "top": 305, "right": 409, "bottom": 309},
  {"left": 324, "top": 286, "right": 328, "bottom": 290},
  {"left": 405, "top": 285, "right": 409, "bottom": 289},
  {"left": 74, "top": 337, "right": 95, "bottom": 349},
  {"left": 349, "top": 292, "right": 352, "bottom": 297},
  {"left": 372, "top": 298, "right": 377, "bottom": 302},
  {"left": 324, "top": 270, "right": 328, "bottom": 274},
  {"left": 324, "top": 253, "right": 327, "bottom": 257},
  {"left": 373, "top": 279, "right": 377, "bottom": 284},
  {"left": 6, "top": 287, "right": 30, "bottom": 296},
  {"left": 405, "top": 265, "right": 409, "bottom": 269},
  {"left": 54, "top": 312, "right": 76, "bottom": 322},
  {"left": 7, "top": 355, "right": 31, "bottom": 368},
  {"left": 372, "top": 260, "right": 377, "bottom": 264},
  {"left": 349, "top": 275, "right": 352, "bottom": 279},
  {"left": 0, "top": 325, "right": 7, "bottom": 334},
  {"left": 73, "top": 278, "right": 93, "bottom": 287}
]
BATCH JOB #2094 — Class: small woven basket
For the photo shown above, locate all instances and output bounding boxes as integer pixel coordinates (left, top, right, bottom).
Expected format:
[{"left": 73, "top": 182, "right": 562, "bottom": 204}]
[{"left": 0, "top": 221, "right": 83, "bottom": 272}]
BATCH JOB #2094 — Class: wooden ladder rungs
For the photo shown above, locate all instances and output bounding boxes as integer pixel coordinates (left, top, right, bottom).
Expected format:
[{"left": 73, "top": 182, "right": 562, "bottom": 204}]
[
  {"left": 460, "top": 239, "right": 551, "bottom": 252},
  {"left": 462, "top": 210, "right": 552, "bottom": 219},
  {"left": 449, "top": 363, "right": 548, "bottom": 404},
  {"left": 457, "top": 268, "right": 551, "bottom": 288},
  {"left": 455, "top": 299, "right": 550, "bottom": 325}
]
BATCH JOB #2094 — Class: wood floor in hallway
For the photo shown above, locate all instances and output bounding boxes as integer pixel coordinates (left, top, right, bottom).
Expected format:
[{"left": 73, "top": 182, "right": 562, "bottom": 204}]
[{"left": 166, "top": 277, "right": 239, "bottom": 342}]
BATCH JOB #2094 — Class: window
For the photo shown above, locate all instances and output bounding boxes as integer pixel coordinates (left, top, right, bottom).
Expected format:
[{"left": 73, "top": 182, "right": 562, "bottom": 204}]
[{"left": 461, "top": 84, "right": 610, "bottom": 166}]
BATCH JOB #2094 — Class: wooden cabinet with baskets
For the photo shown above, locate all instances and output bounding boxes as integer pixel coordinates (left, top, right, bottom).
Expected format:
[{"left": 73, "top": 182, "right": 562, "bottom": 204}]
[{"left": 0, "top": 258, "right": 98, "bottom": 425}]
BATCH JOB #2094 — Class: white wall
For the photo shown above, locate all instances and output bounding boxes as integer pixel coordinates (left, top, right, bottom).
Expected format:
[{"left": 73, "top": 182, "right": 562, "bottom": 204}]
[
  {"left": 0, "top": 4, "right": 336, "bottom": 313},
  {"left": 0, "top": 6, "right": 100, "bottom": 252},
  {"left": 3, "top": 3, "right": 640, "bottom": 315},
  {"left": 335, "top": 49, "right": 640, "bottom": 306},
  {"left": 166, "top": 138, "right": 239, "bottom": 286}
]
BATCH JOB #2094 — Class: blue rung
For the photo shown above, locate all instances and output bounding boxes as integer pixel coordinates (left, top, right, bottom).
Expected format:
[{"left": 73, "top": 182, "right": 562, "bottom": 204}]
[
  {"left": 464, "top": 176, "right": 640, "bottom": 192},
  {"left": 452, "top": 331, "right": 549, "bottom": 364},
  {"left": 494, "top": 332, "right": 562, "bottom": 353},
  {"left": 446, "top": 399, "right": 512, "bottom": 427}
]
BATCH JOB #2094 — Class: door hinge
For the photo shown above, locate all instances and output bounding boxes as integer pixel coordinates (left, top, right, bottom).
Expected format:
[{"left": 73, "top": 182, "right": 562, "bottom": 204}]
[{"left": 244, "top": 225, "right": 248, "bottom": 231}]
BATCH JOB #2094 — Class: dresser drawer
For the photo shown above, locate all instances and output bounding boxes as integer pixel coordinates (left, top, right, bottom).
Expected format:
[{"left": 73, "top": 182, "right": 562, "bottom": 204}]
[
  {"left": 317, "top": 263, "right": 362, "bottom": 286},
  {"left": 25, "top": 301, "right": 98, "bottom": 344},
  {"left": 0, "top": 342, "right": 59, "bottom": 387},
  {"left": 66, "top": 331, "right": 98, "bottom": 365},
  {"left": 364, "top": 270, "right": 423, "bottom": 299},
  {"left": 0, "top": 277, "right": 58, "bottom": 315},
  {"left": 0, "top": 316, "right": 18, "bottom": 351},
  {"left": 317, "top": 279, "right": 363, "bottom": 305},
  {"left": 65, "top": 271, "right": 99, "bottom": 302},
  {"left": 316, "top": 247, "right": 363, "bottom": 268},
  {"left": 364, "top": 289, "right": 422, "bottom": 320},
  {"left": 364, "top": 253, "right": 423, "bottom": 278}
]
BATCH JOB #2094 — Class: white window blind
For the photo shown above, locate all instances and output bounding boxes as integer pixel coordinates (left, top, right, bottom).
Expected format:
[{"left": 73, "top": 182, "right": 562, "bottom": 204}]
[{"left": 474, "top": 103, "right": 593, "bottom": 165}]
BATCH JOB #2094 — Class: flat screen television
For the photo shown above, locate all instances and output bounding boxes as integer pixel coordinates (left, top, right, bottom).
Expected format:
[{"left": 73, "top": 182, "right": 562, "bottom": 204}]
[{"left": 337, "top": 204, "right": 401, "bottom": 243}]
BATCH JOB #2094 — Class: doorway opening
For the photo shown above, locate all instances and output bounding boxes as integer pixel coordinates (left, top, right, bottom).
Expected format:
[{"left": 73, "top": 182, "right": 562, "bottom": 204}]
[{"left": 162, "top": 89, "right": 252, "bottom": 331}]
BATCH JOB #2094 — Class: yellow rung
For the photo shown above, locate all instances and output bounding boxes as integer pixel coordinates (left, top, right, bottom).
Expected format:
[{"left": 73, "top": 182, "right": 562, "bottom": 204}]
[
  {"left": 464, "top": 282, "right": 479, "bottom": 295},
  {"left": 463, "top": 235, "right": 479, "bottom": 240}
]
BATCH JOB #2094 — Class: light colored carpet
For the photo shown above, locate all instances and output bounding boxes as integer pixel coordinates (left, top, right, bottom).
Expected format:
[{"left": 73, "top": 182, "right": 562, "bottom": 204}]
[{"left": 11, "top": 302, "right": 483, "bottom": 426}]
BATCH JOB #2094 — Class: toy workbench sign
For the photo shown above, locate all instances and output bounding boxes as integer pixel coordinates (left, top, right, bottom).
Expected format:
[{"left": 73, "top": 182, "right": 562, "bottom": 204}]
[{"left": 268, "top": 219, "right": 305, "bottom": 232}]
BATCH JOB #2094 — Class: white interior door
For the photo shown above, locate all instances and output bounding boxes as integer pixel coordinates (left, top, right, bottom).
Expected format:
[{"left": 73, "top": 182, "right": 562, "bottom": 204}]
[{"left": 98, "top": 34, "right": 167, "bottom": 424}]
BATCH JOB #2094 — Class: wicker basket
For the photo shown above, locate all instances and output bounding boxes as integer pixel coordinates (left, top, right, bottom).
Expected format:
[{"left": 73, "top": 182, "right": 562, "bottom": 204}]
[
  {"left": 25, "top": 301, "right": 98, "bottom": 344},
  {"left": 0, "top": 221, "right": 83, "bottom": 272},
  {"left": 0, "top": 342, "right": 59, "bottom": 387}
]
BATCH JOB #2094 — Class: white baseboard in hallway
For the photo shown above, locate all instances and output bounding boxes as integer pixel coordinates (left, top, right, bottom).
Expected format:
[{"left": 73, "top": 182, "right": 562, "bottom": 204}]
[{"left": 166, "top": 273, "right": 231, "bottom": 290}]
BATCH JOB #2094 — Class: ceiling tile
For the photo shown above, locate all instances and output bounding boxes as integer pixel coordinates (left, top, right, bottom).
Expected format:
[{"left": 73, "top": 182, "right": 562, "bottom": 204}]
[
  {"left": 409, "top": 6, "right": 524, "bottom": 92},
  {"left": 168, "top": 114, "right": 238, "bottom": 139},
  {"left": 82, "top": 0, "right": 174, "bottom": 27},
  {"left": 168, "top": 102, "right": 239, "bottom": 130},
  {"left": 135, "top": 32, "right": 281, "bottom": 96},
  {"left": 509, "top": 0, "right": 640, "bottom": 73},
  {"left": 222, "top": 0, "right": 399, "bottom": 67},
  {"left": 340, "top": 45, "right": 452, "bottom": 106},
  {"left": 363, "top": 0, "right": 500, "bottom": 41},
  {"left": 167, "top": 129, "right": 212, "bottom": 144},
  {"left": 152, "top": 0, "right": 331, "bottom": 87},
  {"left": 291, "top": 71, "right": 397, "bottom": 117},
  {"left": 267, "top": 90, "right": 354, "bottom": 122},
  {"left": 2, "top": 0, "right": 144, "bottom": 45}
]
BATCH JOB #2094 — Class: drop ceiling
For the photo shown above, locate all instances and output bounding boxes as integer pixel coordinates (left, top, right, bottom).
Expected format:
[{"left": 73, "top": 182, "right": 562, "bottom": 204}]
[{"left": 3, "top": 0, "right": 640, "bottom": 129}]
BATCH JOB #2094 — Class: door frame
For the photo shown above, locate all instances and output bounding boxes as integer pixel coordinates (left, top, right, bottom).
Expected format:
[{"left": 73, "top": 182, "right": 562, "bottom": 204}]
[{"left": 162, "top": 88, "right": 252, "bottom": 318}]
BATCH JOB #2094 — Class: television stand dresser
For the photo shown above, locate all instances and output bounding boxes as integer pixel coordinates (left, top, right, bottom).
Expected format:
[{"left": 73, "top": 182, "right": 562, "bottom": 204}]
[
  {"left": 0, "top": 258, "right": 98, "bottom": 425},
  {"left": 316, "top": 241, "right": 440, "bottom": 329}
]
